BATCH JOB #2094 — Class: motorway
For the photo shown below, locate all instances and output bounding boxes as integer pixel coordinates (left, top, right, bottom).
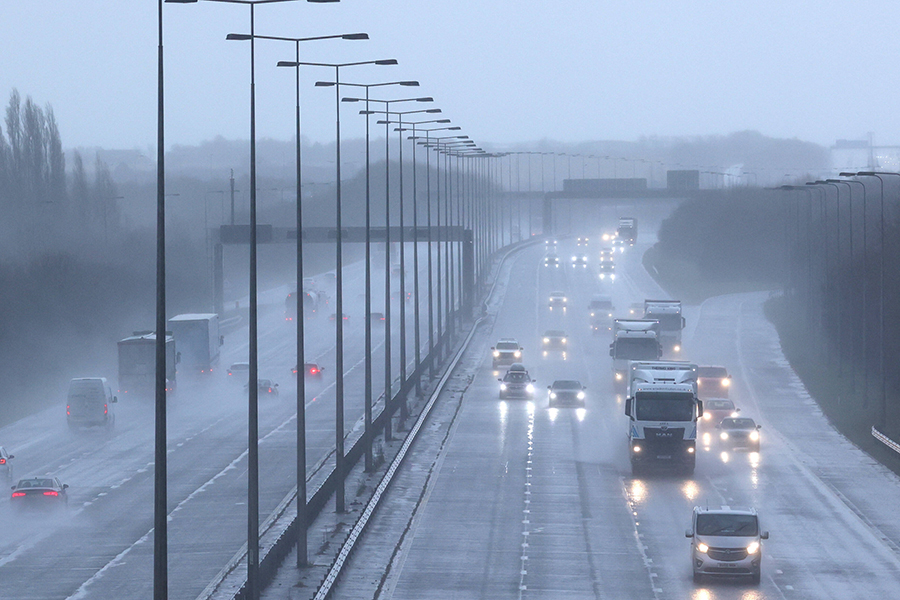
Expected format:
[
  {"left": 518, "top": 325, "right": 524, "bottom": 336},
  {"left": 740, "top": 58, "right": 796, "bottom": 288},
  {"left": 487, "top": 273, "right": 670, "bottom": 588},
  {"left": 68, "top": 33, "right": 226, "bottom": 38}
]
[
  {"left": 329, "top": 203, "right": 900, "bottom": 599},
  {"left": 0, "top": 243, "right": 441, "bottom": 599}
]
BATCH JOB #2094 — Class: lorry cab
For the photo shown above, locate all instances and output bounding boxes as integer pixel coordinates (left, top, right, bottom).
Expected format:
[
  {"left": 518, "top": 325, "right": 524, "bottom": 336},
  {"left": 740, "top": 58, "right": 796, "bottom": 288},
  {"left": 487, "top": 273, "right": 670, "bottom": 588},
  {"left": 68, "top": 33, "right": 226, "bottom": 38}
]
[
  {"left": 66, "top": 377, "right": 117, "bottom": 431},
  {"left": 625, "top": 382, "right": 703, "bottom": 474}
]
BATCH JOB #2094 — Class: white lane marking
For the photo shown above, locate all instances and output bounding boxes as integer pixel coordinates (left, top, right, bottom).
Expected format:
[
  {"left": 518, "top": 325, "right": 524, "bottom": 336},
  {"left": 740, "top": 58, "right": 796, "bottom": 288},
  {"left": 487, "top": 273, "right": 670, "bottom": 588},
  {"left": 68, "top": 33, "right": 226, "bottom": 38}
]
[{"left": 64, "top": 410, "right": 298, "bottom": 600}]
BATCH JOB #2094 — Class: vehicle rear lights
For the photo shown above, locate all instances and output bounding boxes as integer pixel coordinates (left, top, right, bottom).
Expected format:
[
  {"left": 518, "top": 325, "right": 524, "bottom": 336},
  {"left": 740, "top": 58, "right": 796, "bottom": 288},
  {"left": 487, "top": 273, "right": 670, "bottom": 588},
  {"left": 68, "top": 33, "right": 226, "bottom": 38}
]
[
  {"left": 0, "top": 458, "right": 5, "bottom": 464},
  {"left": 43, "top": 491, "right": 59, "bottom": 496},
  {"left": 12, "top": 491, "right": 25, "bottom": 498},
  {"left": 309, "top": 368, "right": 319, "bottom": 374}
]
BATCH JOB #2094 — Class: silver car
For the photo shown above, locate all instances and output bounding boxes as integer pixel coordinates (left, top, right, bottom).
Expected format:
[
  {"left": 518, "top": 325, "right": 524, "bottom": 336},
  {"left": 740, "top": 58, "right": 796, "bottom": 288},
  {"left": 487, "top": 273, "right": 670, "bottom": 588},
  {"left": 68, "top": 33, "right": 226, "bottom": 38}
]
[{"left": 686, "top": 506, "right": 768, "bottom": 584}]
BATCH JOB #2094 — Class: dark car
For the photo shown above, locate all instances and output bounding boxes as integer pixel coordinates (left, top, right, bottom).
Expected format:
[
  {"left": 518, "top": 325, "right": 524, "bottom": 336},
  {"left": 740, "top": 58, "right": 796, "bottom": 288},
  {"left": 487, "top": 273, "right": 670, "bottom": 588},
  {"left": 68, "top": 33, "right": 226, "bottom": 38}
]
[
  {"left": 491, "top": 338, "right": 523, "bottom": 368},
  {"left": 293, "top": 363, "right": 325, "bottom": 378},
  {"left": 548, "top": 380, "right": 586, "bottom": 407},
  {"left": 0, "top": 447, "right": 14, "bottom": 482},
  {"left": 11, "top": 477, "right": 68, "bottom": 510},
  {"left": 544, "top": 253, "right": 560, "bottom": 268},
  {"left": 245, "top": 379, "right": 279, "bottom": 396},
  {"left": 498, "top": 365, "right": 536, "bottom": 399},
  {"left": 571, "top": 254, "right": 588, "bottom": 268},
  {"left": 702, "top": 398, "right": 739, "bottom": 426},
  {"left": 329, "top": 313, "right": 350, "bottom": 322},
  {"left": 576, "top": 236, "right": 589, "bottom": 247},
  {"left": 588, "top": 295, "right": 615, "bottom": 334},
  {"left": 227, "top": 362, "right": 250, "bottom": 381},
  {"left": 718, "top": 417, "right": 761, "bottom": 452},
  {"left": 697, "top": 365, "right": 732, "bottom": 398},
  {"left": 370, "top": 311, "right": 386, "bottom": 323}
]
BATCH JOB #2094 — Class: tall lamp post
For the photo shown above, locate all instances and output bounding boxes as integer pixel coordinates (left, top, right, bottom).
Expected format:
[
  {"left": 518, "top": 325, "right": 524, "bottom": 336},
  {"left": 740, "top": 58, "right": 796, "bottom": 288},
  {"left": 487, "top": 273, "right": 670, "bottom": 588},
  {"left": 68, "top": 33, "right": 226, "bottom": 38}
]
[
  {"left": 344, "top": 95, "right": 432, "bottom": 439},
  {"left": 228, "top": 28, "right": 367, "bottom": 569},
  {"left": 278, "top": 59, "right": 399, "bottom": 516},
  {"left": 168, "top": 2, "right": 342, "bottom": 598},
  {"left": 333, "top": 80, "right": 419, "bottom": 471}
]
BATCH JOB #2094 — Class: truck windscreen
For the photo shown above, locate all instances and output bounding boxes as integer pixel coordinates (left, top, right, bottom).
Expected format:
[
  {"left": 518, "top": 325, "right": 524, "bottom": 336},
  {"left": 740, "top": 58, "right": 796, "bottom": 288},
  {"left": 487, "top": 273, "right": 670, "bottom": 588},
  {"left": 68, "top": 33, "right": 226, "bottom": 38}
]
[
  {"left": 634, "top": 392, "right": 695, "bottom": 421},
  {"left": 614, "top": 338, "right": 659, "bottom": 360}
]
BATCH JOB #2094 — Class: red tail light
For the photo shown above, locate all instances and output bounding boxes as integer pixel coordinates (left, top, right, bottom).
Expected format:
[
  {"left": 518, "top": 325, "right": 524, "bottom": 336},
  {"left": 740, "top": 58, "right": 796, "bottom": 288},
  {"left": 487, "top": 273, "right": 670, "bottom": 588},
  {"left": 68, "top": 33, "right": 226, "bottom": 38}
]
[
  {"left": 309, "top": 368, "right": 319, "bottom": 374},
  {"left": 43, "top": 491, "right": 59, "bottom": 496},
  {"left": 104, "top": 404, "right": 108, "bottom": 414},
  {"left": 0, "top": 458, "right": 5, "bottom": 464},
  {"left": 12, "top": 491, "right": 25, "bottom": 498}
]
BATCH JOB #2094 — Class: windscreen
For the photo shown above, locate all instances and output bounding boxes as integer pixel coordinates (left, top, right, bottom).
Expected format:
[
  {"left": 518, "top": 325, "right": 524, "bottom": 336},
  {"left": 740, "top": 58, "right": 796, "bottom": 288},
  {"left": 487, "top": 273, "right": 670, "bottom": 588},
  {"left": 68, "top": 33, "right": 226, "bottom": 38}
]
[
  {"left": 614, "top": 338, "right": 659, "bottom": 360},
  {"left": 634, "top": 392, "right": 695, "bottom": 421},
  {"left": 553, "top": 380, "right": 581, "bottom": 390},
  {"left": 496, "top": 342, "right": 519, "bottom": 350},
  {"left": 505, "top": 372, "right": 530, "bottom": 382},
  {"left": 696, "top": 513, "right": 758, "bottom": 536}
]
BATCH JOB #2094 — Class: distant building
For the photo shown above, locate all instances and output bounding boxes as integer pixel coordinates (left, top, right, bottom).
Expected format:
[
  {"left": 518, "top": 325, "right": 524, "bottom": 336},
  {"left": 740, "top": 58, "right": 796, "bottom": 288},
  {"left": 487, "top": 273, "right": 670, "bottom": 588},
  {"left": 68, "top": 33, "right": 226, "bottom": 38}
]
[{"left": 830, "top": 138, "right": 900, "bottom": 173}]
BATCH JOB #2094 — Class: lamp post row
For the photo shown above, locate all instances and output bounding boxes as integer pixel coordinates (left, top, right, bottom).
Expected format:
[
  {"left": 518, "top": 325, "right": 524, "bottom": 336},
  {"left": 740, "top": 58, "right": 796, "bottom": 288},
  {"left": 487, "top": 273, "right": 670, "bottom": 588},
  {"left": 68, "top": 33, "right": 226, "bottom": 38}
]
[{"left": 156, "top": 3, "right": 502, "bottom": 599}]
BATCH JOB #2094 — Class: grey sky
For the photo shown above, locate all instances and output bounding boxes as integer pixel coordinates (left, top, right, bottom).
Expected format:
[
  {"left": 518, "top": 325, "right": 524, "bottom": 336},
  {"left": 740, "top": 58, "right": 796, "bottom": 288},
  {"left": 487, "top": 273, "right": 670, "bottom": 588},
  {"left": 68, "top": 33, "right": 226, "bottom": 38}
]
[{"left": 4, "top": 1, "right": 898, "bottom": 151}]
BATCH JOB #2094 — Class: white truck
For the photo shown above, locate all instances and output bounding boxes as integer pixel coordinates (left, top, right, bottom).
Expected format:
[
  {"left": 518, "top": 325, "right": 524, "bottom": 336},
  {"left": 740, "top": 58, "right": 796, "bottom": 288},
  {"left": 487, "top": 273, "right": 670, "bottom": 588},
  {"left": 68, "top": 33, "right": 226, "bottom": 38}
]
[
  {"left": 168, "top": 314, "right": 223, "bottom": 375},
  {"left": 609, "top": 319, "right": 662, "bottom": 385},
  {"left": 627, "top": 361, "right": 699, "bottom": 397},
  {"left": 643, "top": 299, "right": 685, "bottom": 355},
  {"left": 625, "top": 382, "right": 703, "bottom": 474},
  {"left": 117, "top": 331, "right": 177, "bottom": 397}
]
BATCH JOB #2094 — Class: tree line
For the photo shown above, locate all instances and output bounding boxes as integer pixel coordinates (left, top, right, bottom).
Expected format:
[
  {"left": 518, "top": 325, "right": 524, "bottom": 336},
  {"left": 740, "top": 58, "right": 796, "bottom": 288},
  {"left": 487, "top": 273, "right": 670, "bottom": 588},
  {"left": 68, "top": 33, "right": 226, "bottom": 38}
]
[{"left": 0, "top": 89, "right": 119, "bottom": 260}]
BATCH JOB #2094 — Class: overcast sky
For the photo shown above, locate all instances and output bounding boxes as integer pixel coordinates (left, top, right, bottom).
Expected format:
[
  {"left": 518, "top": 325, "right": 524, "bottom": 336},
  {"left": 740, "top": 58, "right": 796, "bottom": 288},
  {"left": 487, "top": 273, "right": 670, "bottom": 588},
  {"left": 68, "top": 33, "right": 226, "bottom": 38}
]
[{"left": 4, "top": 1, "right": 899, "bottom": 152}]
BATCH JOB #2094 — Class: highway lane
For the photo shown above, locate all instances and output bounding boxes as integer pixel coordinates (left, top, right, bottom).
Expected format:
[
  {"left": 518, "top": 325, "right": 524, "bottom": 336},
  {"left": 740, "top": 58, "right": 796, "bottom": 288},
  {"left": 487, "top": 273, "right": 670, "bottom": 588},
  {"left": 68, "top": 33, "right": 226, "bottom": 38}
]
[
  {"left": 0, "top": 241, "right": 442, "bottom": 599},
  {"left": 352, "top": 203, "right": 900, "bottom": 600}
]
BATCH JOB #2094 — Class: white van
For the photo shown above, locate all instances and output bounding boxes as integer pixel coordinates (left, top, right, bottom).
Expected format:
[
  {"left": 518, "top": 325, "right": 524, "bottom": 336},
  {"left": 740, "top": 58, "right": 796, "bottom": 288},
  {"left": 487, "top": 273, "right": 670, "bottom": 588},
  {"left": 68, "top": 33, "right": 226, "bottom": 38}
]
[{"left": 66, "top": 378, "right": 117, "bottom": 430}]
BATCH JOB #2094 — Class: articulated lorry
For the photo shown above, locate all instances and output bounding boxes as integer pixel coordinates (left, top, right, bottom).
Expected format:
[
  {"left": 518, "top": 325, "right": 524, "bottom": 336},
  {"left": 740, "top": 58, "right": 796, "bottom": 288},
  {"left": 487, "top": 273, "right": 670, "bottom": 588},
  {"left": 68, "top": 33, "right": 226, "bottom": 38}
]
[
  {"left": 609, "top": 319, "right": 662, "bottom": 385},
  {"left": 625, "top": 382, "right": 703, "bottom": 475},
  {"left": 117, "top": 331, "right": 177, "bottom": 397},
  {"left": 627, "top": 360, "right": 699, "bottom": 396},
  {"left": 167, "top": 313, "right": 222, "bottom": 375},
  {"left": 643, "top": 299, "right": 685, "bottom": 355}
]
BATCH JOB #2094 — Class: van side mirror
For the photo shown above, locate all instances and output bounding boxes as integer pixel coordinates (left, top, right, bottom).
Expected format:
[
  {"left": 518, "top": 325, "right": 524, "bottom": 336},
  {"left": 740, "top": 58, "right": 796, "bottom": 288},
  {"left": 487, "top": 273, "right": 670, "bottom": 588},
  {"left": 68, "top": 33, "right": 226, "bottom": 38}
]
[
  {"left": 112, "top": 397, "right": 118, "bottom": 403},
  {"left": 682, "top": 316, "right": 686, "bottom": 327},
  {"left": 176, "top": 352, "right": 182, "bottom": 364},
  {"left": 63, "top": 484, "right": 69, "bottom": 489},
  {"left": 7, "top": 455, "right": 13, "bottom": 460},
  {"left": 624, "top": 400, "right": 632, "bottom": 417},
  {"left": 760, "top": 531, "right": 769, "bottom": 539},
  {"left": 608, "top": 345, "right": 614, "bottom": 357},
  {"left": 498, "top": 378, "right": 502, "bottom": 383},
  {"left": 697, "top": 401, "right": 704, "bottom": 418},
  {"left": 685, "top": 529, "right": 693, "bottom": 538}
]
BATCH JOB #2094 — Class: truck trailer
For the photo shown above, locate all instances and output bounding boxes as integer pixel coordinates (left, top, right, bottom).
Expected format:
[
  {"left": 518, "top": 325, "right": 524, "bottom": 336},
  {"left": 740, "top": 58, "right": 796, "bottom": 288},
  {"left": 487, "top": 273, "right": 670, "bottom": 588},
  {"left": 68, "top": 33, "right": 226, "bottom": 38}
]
[
  {"left": 117, "top": 331, "right": 176, "bottom": 397},
  {"left": 609, "top": 319, "right": 662, "bottom": 385},
  {"left": 167, "top": 313, "right": 222, "bottom": 375},
  {"left": 643, "top": 299, "right": 685, "bottom": 355}
]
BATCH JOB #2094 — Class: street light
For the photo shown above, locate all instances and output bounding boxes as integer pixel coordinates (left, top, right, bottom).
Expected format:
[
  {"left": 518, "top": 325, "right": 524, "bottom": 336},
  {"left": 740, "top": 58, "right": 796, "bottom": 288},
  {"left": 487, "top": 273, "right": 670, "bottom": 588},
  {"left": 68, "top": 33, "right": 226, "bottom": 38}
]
[
  {"left": 278, "top": 59, "right": 397, "bottom": 516},
  {"left": 167, "top": 2, "right": 343, "bottom": 598},
  {"left": 232, "top": 31, "right": 367, "bottom": 567},
  {"left": 336, "top": 81, "right": 418, "bottom": 471},
  {"left": 345, "top": 95, "right": 431, "bottom": 440}
]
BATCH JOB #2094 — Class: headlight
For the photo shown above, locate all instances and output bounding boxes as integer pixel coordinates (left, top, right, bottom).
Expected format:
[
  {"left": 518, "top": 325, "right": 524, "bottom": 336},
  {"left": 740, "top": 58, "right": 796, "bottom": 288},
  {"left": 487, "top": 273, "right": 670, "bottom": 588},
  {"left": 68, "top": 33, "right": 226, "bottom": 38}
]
[
  {"left": 730, "top": 411, "right": 740, "bottom": 418},
  {"left": 493, "top": 350, "right": 500, "bottom": 357},
  {"left": 550, "top": 392, "right": 557, "bottom": 399},
  {"left": 577, "top": 391, "right": 585, "bottom": 400},
  {"left": 561, "top": 338, "right": 567, "bottom": 344},
  {"left": 746, "top": 541, "right": 760, "bottom": 555},
  {"left": 673, "top": 344, "right": 680, "bottom": 351},
  {"left": 749, "top": 431, "right": 760, "bottom": 441},
  {"left": 687, "top": 446, "right": 695, "bottom": 453},
  {"left": 722, "top": 378, "right": 730, "bottom": 387},
  {"left": 571, "top": 256, "right": 577, "bottom": 261},
  {"left": 615, "top": 372, "right": 623, "bottom": 380},
  {"left": 610, "top": 274, "right": 616, "bottom": 280},
  {"left": 514, "top": 351, "right": 521, "bottom": 358},
  {"left": 543, "top": 337, "right": 550, "bottom": 343},
  {"left": 599, "top": 273, "right": 606, "bottom": 279},
  {"left": 590, "top": 312, "right": 595, "bottom": 317},
  {"left": 608, "top": 312, "right": 613, "bottom": 317},
  {"left": 563, "top": 297, "right": 567, "bottom": 302},
  {"left": 703, "top": 413, "right": 711, "bottom": 420},
  {"left": 632, "top": 445, "right": 641, "bottom": 453},
  {"left": 720, "top": 432, "right": 729, "bottom": 440},
  {"left": 500, "top": 383, "right": 507, "bottom": 391},
  {"left": 697, "top": 542, "right": 709, "bottom": 554},
  {"left": 526, "top": 384, "right": 534, "bottom": 393}
]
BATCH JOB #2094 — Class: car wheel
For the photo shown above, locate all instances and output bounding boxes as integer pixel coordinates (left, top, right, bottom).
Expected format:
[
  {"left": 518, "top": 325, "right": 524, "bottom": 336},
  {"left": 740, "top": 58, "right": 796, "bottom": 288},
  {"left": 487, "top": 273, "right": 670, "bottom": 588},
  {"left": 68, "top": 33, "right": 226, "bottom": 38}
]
[{"left": 693, "top": 571, "right": 702, "bottom": 584}]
